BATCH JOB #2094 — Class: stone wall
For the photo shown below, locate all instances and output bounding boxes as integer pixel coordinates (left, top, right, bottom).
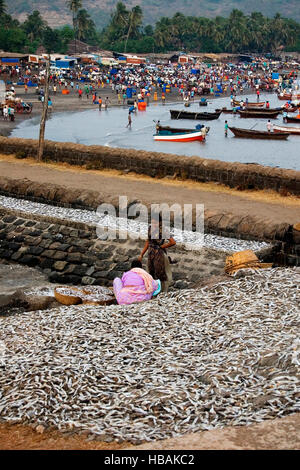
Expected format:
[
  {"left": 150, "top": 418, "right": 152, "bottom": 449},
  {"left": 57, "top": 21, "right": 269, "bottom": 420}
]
[
  {"left": 0, "top": 137, "right": 299, "bottom": 195},
  {"left": 0, "top": 207, "right": 228, "bottom": 289},
  {"left": 0, "top": 176, "right": 294, "bottom": 244}
]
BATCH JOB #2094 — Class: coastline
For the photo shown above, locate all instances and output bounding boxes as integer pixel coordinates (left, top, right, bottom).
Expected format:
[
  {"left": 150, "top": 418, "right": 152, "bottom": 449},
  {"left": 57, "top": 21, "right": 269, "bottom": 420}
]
[{"left": 0, "top": 84, "right": 234, "bottom": 138}]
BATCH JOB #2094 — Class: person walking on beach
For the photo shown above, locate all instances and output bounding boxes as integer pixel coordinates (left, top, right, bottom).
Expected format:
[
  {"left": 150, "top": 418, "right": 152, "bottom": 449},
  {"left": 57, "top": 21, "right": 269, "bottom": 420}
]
[
  {"left": 225, "top": 120, "right": 229, "bottom": 137},
  {"left": 3, "top": 105, "right": 8, "bottom": 121},
  {"left": 98, "top": 96, "right": 102, "bottom": 110},
  {"left": 126, "top": 112, "right": 132, "bottom": 128},
  {"left": 267, "top": 120, "right": 273, "bottom": 133},
  {"left": 104, "top": 97, "right": 110, "bottom": 110}
]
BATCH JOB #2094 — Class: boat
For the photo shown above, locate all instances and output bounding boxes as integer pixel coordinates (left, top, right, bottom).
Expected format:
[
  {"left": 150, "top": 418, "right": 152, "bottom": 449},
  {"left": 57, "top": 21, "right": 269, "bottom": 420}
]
[
  {"left": 273, "top": 125, "right": 300, "bottom": 135},
  {"left": 154, "top": 129, "right": 205, "bottom": 142},
  {"left": 156, "top": 125, "right": 210, "bottom": 134},
  {"left": 237, "top": 109, "right": 281, "bottom": 119},
  {"left": 229, "top": 126, "right": 289, "bottom": 140},
  {"left": 277, "top": 94, "right": 292, "bottom": 100},
  {"left": 170, "top": 109, "right": 221, "bottom": 120},
  {"left": 286, "top": 115, "right": 300, "bottom": 123},
  {"left": 233, "top": 99, "right": 265, "bottom": 107},
  {"left": 215, "top": 107, "right": 235, "bottom": 114},
  {"left": 278, "top": 93, "right": 300, "bottom": 101},
  {"left": 244, "top": 107, "right": 282, "bottom": 113},
  {"left": 281, "top": 106, "right": 298, "bottom": 112}
]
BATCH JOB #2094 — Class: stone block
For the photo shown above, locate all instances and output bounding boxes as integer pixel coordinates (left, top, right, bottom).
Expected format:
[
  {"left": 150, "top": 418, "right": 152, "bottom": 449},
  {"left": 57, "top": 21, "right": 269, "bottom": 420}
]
[
  {"left": 42, "top": 249, "right": 56, "bottom": 258},
  {"left": 67, "top": 252, "right": 82, "bottom": 263},
  {"left": 53, "top": 251, "right": 67, "bottom": 260},
  {"left": 28, "top": 246, "right": 44, "bottom": 256},
  {"left": 3, "top": 216, "right": 16, "bottom": 223},
  {"left": 53, "top": 261, "right": 68, "bottom": 271},
  {"left": 81, "top": 276, "right": 96, "bottom": 285}
]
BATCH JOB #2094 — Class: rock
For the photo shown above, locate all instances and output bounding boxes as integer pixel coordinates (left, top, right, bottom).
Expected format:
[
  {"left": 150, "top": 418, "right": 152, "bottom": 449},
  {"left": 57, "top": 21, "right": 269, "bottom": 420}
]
[
  {"left": 53, "top": 261, "right": 68, "bottom": 271},
  {"left": 35, "top": 425, "right": 45, "bottom": 434},
  {"left": 81, "top": 276, "right": 96, "bottom": 285}
]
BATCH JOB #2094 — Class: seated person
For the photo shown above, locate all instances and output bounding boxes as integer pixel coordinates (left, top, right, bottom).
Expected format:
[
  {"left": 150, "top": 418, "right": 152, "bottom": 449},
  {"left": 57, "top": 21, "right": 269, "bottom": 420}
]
[{"left": 113, "top": 260, "right": 161, "bottom": 305}]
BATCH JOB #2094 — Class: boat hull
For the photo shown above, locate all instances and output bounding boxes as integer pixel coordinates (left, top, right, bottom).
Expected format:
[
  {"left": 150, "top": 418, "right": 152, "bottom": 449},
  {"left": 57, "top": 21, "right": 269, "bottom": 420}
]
[
  {"left": 229, "top": 126, "right": 289, "bottom": 140},
  {"left": 233, "top": 99, "right": 265, "bottom": 107},
  {"left": 170, "top": 110, "right": 221, "bottom": 120},
  {"left": 238, "top": 110, "right": 280, "bottom": 118},
  {"left": 157, "top": 125, "right": 210, "bottom": 134},
  {"left": 154, "top": 131, "right": 205, "bottom": 142},
  {"left": 286, "top": 116, "right": 300, "bottom": 123},
  {"left": 273, "top": 125, "right": 300, "bottom": 135}
]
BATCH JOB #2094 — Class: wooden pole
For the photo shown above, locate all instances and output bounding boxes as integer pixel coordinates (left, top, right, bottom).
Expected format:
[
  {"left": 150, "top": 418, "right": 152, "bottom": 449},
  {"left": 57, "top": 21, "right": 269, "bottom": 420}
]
[{"left": 37, "top": 55, "right": 50, "bottom": 162}]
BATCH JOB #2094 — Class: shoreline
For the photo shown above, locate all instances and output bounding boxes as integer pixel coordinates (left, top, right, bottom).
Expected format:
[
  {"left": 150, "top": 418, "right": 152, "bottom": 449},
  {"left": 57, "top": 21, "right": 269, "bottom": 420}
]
[{"left": 0, "top": 85, "right": 235, "bottom": 138}]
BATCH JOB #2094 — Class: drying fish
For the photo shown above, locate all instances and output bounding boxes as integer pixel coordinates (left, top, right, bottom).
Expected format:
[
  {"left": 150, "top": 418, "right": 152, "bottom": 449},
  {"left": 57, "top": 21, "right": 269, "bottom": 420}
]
[{"left": 0, "top": 267, "right": 299, "bottom": 443}]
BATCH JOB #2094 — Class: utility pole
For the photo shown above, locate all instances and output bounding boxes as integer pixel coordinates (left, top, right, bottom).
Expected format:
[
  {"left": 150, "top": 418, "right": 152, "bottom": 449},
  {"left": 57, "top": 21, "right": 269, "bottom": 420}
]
[{"left": 37, "top": 55, "right": 50, "bottom": 162}]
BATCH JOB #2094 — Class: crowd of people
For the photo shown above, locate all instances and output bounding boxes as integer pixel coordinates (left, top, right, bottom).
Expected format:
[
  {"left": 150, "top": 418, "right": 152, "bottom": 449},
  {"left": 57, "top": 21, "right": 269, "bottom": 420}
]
[{"left": 1, "top": 55, "right": 298, "bottom": 110}]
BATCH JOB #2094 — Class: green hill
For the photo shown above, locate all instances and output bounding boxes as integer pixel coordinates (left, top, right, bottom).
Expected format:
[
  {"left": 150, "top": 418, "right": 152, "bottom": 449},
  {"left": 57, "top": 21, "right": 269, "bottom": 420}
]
[{"left": 7, "top": 0, "right": 300, "bottom": 30}]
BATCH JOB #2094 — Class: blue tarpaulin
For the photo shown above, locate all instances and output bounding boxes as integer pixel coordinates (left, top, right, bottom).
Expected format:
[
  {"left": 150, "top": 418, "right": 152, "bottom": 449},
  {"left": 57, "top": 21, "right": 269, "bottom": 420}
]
[
  {"left": 191, "top": 69, "right": 200, "bottom": 74},
  {"left": 126, "top": 87, "right": 132, "bottom": 98},
  {"left": 272, "top": 73, "right": 279, "bottom": 80},
  {"left": 55, "top": 59, "right": 75, "bottom": 68},
  {"left": 2, "top": 58, "right": 20, "bottom": 63},
  {"left": 110, "top": 68, "right": 118, "bottom": 75}
]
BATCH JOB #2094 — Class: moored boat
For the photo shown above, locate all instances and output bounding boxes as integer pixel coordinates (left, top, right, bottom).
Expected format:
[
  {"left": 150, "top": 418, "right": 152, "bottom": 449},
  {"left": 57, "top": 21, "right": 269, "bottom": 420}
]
[
  {"left": 154, "top": 129, "right": 205, "bottom": 142},
  {"left": 229, "top": 126, "right": 289, "bottom": 140},
  {"left": 157, "top": 124, "right": 210, "bottom": 134},
  {"left": 170, "top": 109, "right": 221, "bottom": 120},
  {"left": 278, "top": 93, "right": 300, "bottom": 101},
  {"left": 233, "top": 99, "right": 265, "bottom": 107},
  {"left": 238, "top": 109, "right": 281, "bottom": 119},
  {"left": 286, "top": 115, "right": 300, "bottom": 123},
  {"left": 273, "top": 125, "right": 300, "bottom": 135}
]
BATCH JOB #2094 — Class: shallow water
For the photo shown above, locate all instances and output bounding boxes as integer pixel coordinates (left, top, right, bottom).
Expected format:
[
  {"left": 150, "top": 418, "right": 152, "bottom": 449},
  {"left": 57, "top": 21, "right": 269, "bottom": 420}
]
[{"left": 12, "top": 92, "right": 300, "bottom": 170}]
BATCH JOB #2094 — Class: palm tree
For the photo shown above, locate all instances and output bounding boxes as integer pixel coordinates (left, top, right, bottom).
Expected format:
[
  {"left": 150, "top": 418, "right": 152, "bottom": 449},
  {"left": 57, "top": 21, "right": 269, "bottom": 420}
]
[
  {"left": 0, "top": 0, "right": 6, "bottom": 16},
  {"left": 124, "top": 5, "right": 143, "bottom": 52},
  {"left": 66, "top": 0, "right": 82, "bottom": 52},
  {"left": 77, "top": 9, "right": 95, "bottom": 42}
]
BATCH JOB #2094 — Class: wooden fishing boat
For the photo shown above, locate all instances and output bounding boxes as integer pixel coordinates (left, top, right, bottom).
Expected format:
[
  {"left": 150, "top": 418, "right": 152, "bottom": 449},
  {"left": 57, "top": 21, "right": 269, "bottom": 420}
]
[
  {"left": 154, "top": 129, "right": 205, "bottom": 142},
  {"left": 170, "top": 109, "right": 221, "bottom": 120},
  {"left": 238, "top": 109, "right": 281, "bottom": 119},
  {"left": 229, "top": 126, "right": 289, "bottom": 140},
  {"left": 233, "top": 99, "right": 265, "bottom": 107},
  {"left": 273, "top": 125, "right": 300, "bottom": 135},
  {"left": 277, "top": 94, "right": 292, "bottom": 100},
  {"left": 286, "top": 115, "right": 300, "bottom": 123},
  {"left": 281, "top": 106, "right": 298, "bottom": 112},
  {"left": 215, "top": 107, "right": 234, "bottom": 114},
  {"left": 244, "top": 107, "right": 282, "bottom": 113},
  {"left": 278, "top": 93, "right": 300, "bottom": 101},
  {"left": 157, "top": 125, "right": 210, "bottom": 134}
]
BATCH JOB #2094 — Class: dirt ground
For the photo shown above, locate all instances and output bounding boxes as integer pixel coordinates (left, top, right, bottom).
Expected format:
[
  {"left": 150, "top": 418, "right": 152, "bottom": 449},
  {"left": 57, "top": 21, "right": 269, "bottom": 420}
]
[
  {"left": 0, "top": 154, "right": 299, "bottom": 224},
  {"left": 0, "top": 413, "right": 299, "bottom": 450},
  {"left": 0, "top": 423, "right": 132, "bottom": 450}
]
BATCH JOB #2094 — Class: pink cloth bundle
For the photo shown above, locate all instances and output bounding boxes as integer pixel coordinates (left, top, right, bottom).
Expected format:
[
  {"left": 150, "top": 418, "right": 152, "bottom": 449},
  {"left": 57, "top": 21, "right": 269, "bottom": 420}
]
[{"left": 113, "top": 268, "right": 158, "bottom": 305}]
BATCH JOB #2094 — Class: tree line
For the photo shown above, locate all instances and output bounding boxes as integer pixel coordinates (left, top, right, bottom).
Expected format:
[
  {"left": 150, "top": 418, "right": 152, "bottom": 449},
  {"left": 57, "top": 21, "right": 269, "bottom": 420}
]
[{"left": 0, "top": 0, "right": 299, "bottom": 55}]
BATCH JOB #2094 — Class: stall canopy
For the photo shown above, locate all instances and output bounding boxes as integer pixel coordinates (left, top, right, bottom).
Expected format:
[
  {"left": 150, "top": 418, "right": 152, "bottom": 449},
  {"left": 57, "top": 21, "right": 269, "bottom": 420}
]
[{"left": 55, "top": 59, "right": 76, "bottom": 69}]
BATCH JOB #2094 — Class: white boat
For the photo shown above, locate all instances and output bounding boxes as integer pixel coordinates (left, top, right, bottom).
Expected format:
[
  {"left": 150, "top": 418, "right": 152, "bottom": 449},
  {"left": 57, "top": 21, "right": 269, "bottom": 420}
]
[
  {"left": 273, "top": 125, "right": 300, "bottom": 135},
  {"left": 154, "top": 130, "right": 205, "bottom": 142}
]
